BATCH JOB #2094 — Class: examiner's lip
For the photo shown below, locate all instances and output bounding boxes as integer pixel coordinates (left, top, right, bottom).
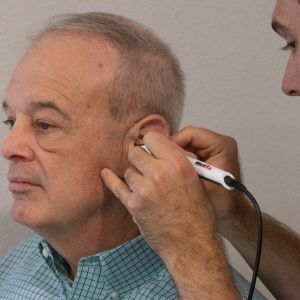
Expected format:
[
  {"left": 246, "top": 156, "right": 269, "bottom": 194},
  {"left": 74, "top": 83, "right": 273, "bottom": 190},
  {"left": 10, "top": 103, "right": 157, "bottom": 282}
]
[{"left": 8, "top": 176, "right": 41, "bottom": 192}]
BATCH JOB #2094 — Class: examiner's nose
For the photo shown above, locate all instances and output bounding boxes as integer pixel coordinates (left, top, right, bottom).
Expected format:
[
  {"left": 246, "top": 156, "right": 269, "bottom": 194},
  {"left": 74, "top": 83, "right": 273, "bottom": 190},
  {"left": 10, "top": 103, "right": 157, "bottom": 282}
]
[
  {"left": 1, "top": 122, "right": 34, "bottom": 162},
  {"left": 282, "top": 55, "right": 300, "bottom": 96}
]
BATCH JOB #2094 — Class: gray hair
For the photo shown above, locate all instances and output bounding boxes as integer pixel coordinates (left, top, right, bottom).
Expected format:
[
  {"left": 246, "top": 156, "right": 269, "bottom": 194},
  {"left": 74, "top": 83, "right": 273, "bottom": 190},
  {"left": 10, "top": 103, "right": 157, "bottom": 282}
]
[{"left": 30, "top": 12, "right": 185, "bottom": 132}]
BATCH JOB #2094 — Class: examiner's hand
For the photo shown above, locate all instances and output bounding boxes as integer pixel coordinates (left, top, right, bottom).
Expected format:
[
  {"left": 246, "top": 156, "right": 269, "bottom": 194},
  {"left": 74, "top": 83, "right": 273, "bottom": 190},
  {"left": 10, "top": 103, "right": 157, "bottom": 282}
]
[
  {"left": 171, "top": 126, "right": 253, "bottom": 236},
  {"left": 100, "top": 131, "right": 218, "bottom": 258},
  {"left": 101, "top": 131, "right": 241, "bottom": 299}
]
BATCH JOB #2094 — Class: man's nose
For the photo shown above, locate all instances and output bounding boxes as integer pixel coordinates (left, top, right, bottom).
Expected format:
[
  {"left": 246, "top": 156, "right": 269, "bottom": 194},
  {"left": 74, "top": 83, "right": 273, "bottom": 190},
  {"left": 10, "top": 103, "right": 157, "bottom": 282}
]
[
  {"left": 1, "top": 122, "right": 34, "bottom": 162},
  {"left": 282, "top": 54, "right": 300, "bottom": 96}
]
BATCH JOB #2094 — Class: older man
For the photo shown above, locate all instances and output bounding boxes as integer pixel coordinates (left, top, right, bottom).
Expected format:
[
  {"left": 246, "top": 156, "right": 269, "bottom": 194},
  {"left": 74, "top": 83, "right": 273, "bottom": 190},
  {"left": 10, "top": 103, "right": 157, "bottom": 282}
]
[{"left": 0, "top": 12, "right": 265, "bottom": 299}]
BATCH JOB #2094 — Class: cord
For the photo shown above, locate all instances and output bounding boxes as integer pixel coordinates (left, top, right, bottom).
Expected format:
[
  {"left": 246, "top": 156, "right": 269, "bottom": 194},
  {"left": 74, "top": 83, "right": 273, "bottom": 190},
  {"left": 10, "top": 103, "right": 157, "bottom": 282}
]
[{"left": 224, "top": 176, "right": 263, "bottom": 300}]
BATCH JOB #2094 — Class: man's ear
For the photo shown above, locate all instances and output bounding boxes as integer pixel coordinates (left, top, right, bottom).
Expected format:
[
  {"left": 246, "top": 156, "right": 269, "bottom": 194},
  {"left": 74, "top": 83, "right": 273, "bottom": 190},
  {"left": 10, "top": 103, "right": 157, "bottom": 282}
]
[{"left": 126, "top": 114, "right": 171, "bottom": 146}]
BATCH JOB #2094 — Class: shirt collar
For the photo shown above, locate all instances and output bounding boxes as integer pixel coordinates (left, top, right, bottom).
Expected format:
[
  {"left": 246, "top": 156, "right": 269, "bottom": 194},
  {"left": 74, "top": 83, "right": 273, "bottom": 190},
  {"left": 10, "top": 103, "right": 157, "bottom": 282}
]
[{"left": 38, "top": 235, "right": 166, "bottom": 292}]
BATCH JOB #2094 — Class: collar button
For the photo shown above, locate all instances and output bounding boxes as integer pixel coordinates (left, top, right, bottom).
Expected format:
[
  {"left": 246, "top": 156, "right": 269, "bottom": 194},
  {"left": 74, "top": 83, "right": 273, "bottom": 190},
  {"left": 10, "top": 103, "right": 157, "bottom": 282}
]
[{"left": 42, "top": 248, "right": 49, "bottom": 258}]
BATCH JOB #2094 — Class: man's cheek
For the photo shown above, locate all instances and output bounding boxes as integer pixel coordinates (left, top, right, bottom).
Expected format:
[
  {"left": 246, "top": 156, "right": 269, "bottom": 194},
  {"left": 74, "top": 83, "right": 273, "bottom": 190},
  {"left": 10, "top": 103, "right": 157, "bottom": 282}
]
[{"left": 36, "top": 131, "right": 70, "bottom": 152}]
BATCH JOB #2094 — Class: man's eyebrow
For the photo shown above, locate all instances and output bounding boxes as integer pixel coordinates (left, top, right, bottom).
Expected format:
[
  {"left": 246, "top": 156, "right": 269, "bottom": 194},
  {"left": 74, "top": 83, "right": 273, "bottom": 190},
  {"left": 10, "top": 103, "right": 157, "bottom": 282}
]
[
  {"left": 2, "top": 100, "right": 71, "bottom": 120},
  {"left": 30, "top": 101, "right": 71, "bottom": 120}
]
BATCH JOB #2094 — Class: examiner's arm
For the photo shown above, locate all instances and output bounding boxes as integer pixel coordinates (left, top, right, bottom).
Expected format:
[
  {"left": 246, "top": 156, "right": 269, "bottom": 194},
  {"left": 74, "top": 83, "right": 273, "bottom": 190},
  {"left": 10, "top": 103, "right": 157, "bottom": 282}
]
[
  {"left": 221, "top": 205, "right": 300, "bottom": 300},
  {"left": 101, "top": 131, "right": 240, "bottom": 299},
  {"left": 172, "top": 126, "right": 300, "bottom": 300}
]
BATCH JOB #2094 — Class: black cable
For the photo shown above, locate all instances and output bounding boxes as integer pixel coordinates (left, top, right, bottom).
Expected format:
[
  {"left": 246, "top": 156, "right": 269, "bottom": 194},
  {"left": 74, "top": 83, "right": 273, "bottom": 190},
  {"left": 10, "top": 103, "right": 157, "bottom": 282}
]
[{"left": 224, "top": 176, "right": 263, "bottom": 300}]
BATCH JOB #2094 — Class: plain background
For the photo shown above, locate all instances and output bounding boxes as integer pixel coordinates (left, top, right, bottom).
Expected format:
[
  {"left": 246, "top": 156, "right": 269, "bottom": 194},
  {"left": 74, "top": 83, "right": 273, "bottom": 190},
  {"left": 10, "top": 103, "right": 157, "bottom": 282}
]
[{"left": 1, "top": 1, "right": 299, "bottom": 299}]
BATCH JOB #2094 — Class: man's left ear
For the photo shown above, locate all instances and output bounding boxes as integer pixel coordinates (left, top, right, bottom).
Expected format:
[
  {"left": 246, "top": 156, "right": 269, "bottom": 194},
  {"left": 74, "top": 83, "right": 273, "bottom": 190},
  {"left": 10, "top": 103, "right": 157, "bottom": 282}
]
[{"left": 127, "top": 114, "right": 171, "bottom": 145}]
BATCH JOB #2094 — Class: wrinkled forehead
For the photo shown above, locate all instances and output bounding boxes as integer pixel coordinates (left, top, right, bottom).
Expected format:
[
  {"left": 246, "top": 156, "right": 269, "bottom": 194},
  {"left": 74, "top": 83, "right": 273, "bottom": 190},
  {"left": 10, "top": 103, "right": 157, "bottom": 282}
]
[
  {"left": 12, "top": 31, "right": 119, "bottom": 88},
  {"left": 6, "top": 31, "right": 120, "bottom": 114}
]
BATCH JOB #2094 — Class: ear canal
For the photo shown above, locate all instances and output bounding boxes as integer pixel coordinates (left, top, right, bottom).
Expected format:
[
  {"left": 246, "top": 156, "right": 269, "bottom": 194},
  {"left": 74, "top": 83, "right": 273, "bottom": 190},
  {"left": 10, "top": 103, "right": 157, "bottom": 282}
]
[{"left": 136, "top": 134, "right": 144, "bottom": 145}]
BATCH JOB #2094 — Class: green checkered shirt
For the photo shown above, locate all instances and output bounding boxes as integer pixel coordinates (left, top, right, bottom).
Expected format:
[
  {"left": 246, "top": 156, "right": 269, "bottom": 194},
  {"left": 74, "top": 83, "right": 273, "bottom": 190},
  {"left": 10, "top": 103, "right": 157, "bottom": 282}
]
[{"left": 0, "top": 235, "right": 265, "bottom": 299}]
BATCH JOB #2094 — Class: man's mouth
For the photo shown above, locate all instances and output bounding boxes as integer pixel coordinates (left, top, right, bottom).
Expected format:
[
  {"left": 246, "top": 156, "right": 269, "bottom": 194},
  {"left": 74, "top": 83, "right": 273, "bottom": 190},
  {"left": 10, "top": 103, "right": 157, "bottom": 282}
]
[{"left": 8, "top": 176, "right": 41, "bottom": 193}]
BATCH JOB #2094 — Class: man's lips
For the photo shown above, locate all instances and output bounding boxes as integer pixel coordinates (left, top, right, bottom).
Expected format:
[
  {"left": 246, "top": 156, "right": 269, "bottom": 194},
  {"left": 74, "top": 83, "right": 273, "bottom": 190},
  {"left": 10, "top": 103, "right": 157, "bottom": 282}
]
[{"left": 8, "top": 176, "right": 41, "bottom": 193}]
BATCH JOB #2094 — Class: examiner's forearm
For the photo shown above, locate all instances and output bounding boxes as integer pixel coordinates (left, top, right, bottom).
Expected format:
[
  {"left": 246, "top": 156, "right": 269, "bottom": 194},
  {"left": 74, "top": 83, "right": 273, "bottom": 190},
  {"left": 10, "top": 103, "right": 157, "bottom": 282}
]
[
  {"left": 163, "top": 234, "right": 241, "bottom": 300},
  {"left": 221, "top": 203, "right": 300, "bottom": 300}
]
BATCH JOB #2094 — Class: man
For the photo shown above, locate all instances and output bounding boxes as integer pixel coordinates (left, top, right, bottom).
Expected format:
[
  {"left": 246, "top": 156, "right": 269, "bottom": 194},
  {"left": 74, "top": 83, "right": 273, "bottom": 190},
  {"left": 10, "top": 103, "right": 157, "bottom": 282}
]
[
  {"left": 132, "top": 0, "right": 300, "bottom": 299},
  {"left": 0, "top": 12, "right": 264, "bottom": 299}
]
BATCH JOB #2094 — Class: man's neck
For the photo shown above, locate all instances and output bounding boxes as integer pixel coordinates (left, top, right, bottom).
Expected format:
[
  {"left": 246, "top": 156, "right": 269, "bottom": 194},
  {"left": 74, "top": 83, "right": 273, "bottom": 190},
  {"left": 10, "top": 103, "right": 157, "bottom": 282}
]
[{"left": 36, "top": 204, "right": 140, "bottom": 279}]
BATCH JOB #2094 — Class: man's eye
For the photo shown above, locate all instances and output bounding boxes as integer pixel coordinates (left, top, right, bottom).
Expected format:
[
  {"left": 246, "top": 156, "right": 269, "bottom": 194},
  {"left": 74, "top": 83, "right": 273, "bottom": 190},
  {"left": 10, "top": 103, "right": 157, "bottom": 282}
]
[
  {"left": 281, "top": 41, "right": 296, "bottom": 51},
  {"left": 3, "top": 119, "right": 15, "bottom": 129},
  {"left": 37, "top": 122, "right": 56, "bottom": 131}
]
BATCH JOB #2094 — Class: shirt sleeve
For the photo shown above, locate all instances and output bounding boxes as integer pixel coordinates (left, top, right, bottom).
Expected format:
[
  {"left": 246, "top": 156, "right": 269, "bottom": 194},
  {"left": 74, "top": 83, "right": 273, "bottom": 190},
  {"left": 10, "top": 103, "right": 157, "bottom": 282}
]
[{"left": 232, "top": 268, "right": 267, "bottom": 300}]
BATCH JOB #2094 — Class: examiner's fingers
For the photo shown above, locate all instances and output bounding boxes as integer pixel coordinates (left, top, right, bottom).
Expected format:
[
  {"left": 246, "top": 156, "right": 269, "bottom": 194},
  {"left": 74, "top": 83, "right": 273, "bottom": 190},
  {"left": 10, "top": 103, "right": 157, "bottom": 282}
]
[
  {"left": 123, "top": 166, "right": 145, "bottom": 192},
  {"left": 171, "top": 126, "right": 219, "bottom": 149},
  {"left": 171, "top": 126, "right": 237, "bottom": 161},
  {"left": 143, "top": 132, "right": 186, "bottom": 160},
  {"left": 128, "top": 145, "right": 157, "bottom": 177},
  {"left": 100, "top": 168, "right": 132, "bottom": 207}
]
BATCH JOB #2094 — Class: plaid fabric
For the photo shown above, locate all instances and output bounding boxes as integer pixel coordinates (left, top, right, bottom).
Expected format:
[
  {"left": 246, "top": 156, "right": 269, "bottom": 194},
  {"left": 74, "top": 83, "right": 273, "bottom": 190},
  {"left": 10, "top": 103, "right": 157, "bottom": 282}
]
[{"left": 0, "top": 235, "right": 266, "bottom": 299}]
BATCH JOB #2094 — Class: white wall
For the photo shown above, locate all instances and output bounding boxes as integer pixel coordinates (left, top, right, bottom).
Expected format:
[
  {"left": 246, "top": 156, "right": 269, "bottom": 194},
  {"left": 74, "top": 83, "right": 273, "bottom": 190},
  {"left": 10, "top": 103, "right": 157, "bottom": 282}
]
[{"left": 1, "top": 1, "right": 299, "bottom": 299}]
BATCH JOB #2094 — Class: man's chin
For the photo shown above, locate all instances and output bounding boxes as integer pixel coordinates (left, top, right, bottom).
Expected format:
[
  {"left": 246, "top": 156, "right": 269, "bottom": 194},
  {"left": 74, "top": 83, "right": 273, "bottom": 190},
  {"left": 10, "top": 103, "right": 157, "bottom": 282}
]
[
  {"left": 10, "top": 196, "right": 42, "bottom": 228},
  {"left": 11, "top": 199, "right": 31, "bottom": 226}
]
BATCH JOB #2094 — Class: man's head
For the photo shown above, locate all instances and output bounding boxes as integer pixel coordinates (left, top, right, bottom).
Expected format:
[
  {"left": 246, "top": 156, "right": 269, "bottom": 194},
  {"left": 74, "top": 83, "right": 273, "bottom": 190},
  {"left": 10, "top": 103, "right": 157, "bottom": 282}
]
[
  {"left": 272, "top": 0, "right": 300, "bottom": 96},
  {"left": 32, "top": 12, "right": 185, "bottom": 132},
  {"left": 1, "top": 13, "right": 184, "bottom": 233}
]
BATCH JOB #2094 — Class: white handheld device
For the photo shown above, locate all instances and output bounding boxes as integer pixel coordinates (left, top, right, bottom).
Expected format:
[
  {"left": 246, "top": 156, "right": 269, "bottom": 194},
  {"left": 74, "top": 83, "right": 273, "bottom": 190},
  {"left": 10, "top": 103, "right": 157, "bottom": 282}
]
[{"left": 139, "top": 144, "right": 235, "bottom": 190}]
